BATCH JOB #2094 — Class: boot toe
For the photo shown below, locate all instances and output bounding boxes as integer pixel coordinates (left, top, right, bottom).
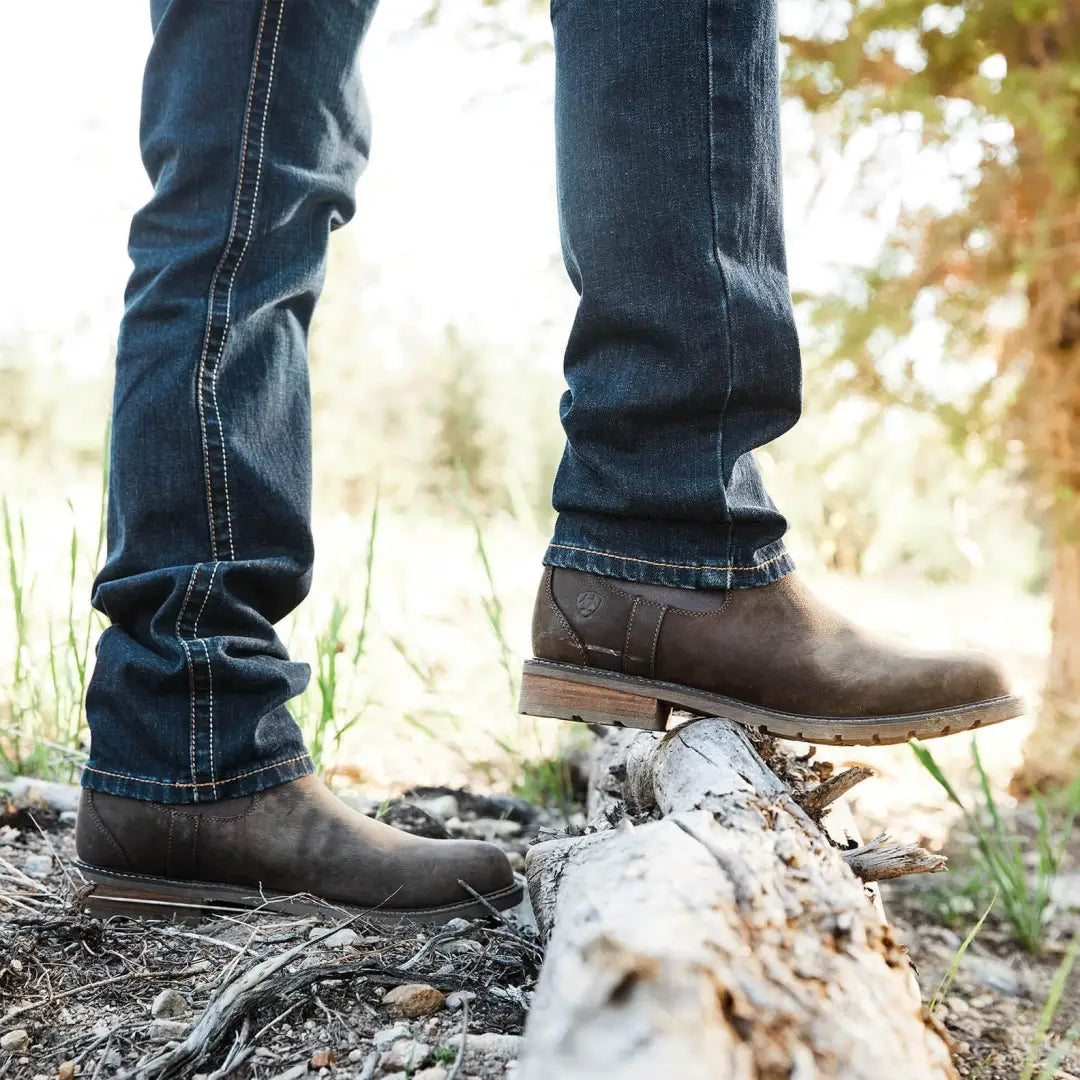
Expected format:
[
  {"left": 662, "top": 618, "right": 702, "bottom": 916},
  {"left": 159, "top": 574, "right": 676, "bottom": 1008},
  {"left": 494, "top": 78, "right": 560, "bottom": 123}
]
[
  {"left": 456, "top": 839, "right": 516, "bottom": 897},
  {"left": 941, "top": 651, "right": 1013, "bottom": 707}
]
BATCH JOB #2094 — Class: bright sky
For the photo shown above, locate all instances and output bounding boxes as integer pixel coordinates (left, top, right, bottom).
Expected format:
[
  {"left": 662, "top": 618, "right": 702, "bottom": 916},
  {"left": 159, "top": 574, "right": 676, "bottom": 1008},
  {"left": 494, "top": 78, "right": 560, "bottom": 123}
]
[{"left": 0, "top": 1, "right": 943, "bottom": 375}]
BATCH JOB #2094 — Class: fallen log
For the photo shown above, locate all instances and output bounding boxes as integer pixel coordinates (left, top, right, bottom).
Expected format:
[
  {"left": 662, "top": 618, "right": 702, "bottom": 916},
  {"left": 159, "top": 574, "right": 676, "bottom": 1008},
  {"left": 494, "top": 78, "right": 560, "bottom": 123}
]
[{"left": 518, "top": 719, "right": 955, "bottom": 1080}]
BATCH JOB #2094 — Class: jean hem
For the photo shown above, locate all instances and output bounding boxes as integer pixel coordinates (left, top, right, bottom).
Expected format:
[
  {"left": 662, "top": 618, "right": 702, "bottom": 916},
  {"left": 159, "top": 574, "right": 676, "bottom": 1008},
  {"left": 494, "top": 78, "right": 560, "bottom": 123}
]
[
  {"left": 544, "top": 534, "right": 794, "bottom": 590},
  {"left": 80, "top": 751, "right": 315, "bottom": 805}
]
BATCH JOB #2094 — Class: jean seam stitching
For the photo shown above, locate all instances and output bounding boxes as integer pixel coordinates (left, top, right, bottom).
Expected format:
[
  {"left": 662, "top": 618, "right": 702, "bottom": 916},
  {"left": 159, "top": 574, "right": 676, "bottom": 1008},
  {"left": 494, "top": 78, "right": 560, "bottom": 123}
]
[
  {"left": 83, "top": 753, "right": 313, "bottom": 791},
  {"left": 547, "top": 541, "right": 789, "bottom": 575},
  {"left": 195, "top": 0, "right": 271, "bottom": 562},
  {"left": 214, "top": 0, "right": 286, "bottom": 563},
  {"left": 704, "top": 0, "right": 737, "bottom": 589},
  {"left": 175, "top": 565, "right": 201, "bottom": 794}
]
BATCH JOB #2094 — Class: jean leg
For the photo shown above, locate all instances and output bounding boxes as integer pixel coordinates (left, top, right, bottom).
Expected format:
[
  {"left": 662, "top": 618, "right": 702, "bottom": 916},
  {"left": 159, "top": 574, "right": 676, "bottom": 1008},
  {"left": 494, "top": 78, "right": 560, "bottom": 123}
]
[
  {"left": 85, "top": 0, "right": 379, "bottom": 803},
  {"left": 546, "top": 0, "right": 801, "bottom": 590}
]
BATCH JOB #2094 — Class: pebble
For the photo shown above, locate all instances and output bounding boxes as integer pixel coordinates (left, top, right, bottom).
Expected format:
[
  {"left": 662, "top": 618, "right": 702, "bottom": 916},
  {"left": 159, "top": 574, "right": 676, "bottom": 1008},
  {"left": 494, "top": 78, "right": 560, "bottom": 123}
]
[
  {"left": 381, "top": 1038, "right": 431, "bottom": 1070},
  {"left": 445, "top": 990, "right": 476, "bottom": 1011},
  {"left": 470, "top": 818, "right": 522, "bottom": 839},
  {"left": 507, "top": 851, "right": 525, "bottom": 872},
  {"left": 59, "top": 811, "right": 78, "bottom": 826},
  {"left": 310, "top": 1048, "right": 333, "bottom": 1068},
  {"left": 372, "top": 1024, "right": 410, "bottom": 1049},
  {"left": 148, "top": 1019, "right": 190, "bottom": 1042},
  {"left": 446, "top": 1031, "right": 522, "bottom": 1062},
  {"left": 383, "top": 984, "right": 445, "bottom": 1018},
  {"left": 412, "top": 795, "right": 460, "bottom": 820},
  {"left": 0, "top": 1030, "right": 29, "bottom": 1052},
  {"left": 151, "top": 988, "right": 190, "bottom": 1019},
  {"left": 414, "top": 1068, "right": 447, "bottom": 1080},
  {"left": 307, "top": 926, "right": 358, "bottom": 949},
  {"left": 22, "top": 854, "right": 52, "bottom": 878},
  {"left": 57, "top": 1062, "right": 77, "bottom": 1080}
]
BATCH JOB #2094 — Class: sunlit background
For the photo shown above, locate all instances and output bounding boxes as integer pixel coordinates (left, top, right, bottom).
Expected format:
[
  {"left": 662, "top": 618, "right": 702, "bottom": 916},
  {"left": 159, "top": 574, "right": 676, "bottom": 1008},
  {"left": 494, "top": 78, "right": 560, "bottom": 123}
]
[{"left": 0, "top": 0, "right": 1070, "bottom": 829}]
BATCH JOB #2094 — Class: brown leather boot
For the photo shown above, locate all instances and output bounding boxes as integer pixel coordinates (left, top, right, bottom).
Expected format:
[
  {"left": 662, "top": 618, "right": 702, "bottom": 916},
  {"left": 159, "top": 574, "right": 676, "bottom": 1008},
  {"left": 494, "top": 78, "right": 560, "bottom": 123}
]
[
  {"left": 520, "top": 567, "right": 1024, "bottom": 745},
  {"left": 74, "top": 775, "right": 521, "bottom": 924}
]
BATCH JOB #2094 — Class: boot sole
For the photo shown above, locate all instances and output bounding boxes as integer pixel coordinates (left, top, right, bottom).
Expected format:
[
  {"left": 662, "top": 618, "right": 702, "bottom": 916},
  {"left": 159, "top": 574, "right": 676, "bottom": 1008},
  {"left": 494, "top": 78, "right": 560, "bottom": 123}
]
[
  {"left": 73, "top": 860, "right": 524, "bottom": 926},
  {"left": 519, "top": 658, "right": 1026, "bottom": 746}
]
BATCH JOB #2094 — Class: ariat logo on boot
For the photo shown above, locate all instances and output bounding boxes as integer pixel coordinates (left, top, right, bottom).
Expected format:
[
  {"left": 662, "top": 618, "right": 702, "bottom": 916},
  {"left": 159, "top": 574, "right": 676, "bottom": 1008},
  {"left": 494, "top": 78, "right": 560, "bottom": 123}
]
[{"left": 576, "top": 591, "right": 603, "bottom": 618}]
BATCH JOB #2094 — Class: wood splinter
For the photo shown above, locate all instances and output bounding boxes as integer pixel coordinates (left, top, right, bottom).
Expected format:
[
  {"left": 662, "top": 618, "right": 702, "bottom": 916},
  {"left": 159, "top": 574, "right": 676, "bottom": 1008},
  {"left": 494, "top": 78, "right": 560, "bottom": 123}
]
[
  {"left": 842, "top": 833, "right": 948, "bottom": 883},
  {"left": 800, "top": 765, "right": 875, "bottom": 814}
]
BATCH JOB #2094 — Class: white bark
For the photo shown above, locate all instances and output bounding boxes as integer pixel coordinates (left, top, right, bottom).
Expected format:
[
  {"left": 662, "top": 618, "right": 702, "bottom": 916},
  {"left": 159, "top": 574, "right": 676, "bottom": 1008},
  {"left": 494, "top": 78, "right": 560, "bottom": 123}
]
[{"left": 519, "top": 720, "right": 955, "bottom": 1080}]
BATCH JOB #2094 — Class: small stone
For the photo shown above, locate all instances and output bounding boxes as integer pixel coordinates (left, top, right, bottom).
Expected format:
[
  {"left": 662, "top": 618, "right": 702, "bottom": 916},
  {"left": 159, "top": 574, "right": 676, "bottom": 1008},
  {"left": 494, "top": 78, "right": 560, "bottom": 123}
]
[
  {"left": 148, "top": 1019, "right": 190, "bottom": 1042},
  {"left": 442, "top": 918, "right": 472, "bottom": 934},
  {"left": 58, "top": 1062, "right": 78, "bottom": 1079},
  {"left": 445, "top": 991, "right": 476, "bottom": 1011},
  {"left": 414, "top": 1068, "right": 447, "bottom": 1080},
  {"left": 412, "top": 795, "right": 460, "bottom": 821},
  {"left": 507, "top": 851, "right": 525, "bottom": 872},
  {"left": 470, "top": 818, "right": 522, "bottom": 839},
  {"left": 446, "top": 1031, "right": 521, "bottom": 1062},
  {"left": 23, "top": 854, "right": 52, "bottom": 878},
  {"left": 310, "top": 1048, "right": 333, "bottom": 1068},
  {"left": 381, "top": 1038, "right": 431, "bottom": 1070},
  {"left": 380, "top": 1073, "right": 407, "bottom": 1080},
  {"left": 151, "top": 988, "right": 190, "bottom": 1019},
  {"left": 307, "top": 926, "right": 358, "bottom": 949},
  {"left": 373, "top": 1024, "right": 410, "bottom": 1049},
  {"left": 59, "top": 811, "right": 78, "bottom": 826},
  {"left": 346, "top": 1048, "right": 369, "bottom": 1063},
  {"left": 383, "top": 984, "right": 446, "bottom": 1018},
  {"left": 1, "top": 1030, "right": 29, "bottom": 1052}
]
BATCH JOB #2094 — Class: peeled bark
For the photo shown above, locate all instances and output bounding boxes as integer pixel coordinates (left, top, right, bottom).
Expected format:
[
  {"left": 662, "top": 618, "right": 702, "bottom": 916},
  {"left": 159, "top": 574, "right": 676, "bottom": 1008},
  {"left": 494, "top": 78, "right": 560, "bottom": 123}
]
[{"left": 518, "top": 721, "right": 956, "bottom": 1080}]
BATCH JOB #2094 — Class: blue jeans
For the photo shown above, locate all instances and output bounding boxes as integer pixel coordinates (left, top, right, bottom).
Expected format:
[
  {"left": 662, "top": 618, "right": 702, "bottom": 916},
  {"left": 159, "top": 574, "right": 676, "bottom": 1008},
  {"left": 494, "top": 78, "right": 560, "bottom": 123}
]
[{"left": 86, "top": 0, "right": 801, "bottom": 803}]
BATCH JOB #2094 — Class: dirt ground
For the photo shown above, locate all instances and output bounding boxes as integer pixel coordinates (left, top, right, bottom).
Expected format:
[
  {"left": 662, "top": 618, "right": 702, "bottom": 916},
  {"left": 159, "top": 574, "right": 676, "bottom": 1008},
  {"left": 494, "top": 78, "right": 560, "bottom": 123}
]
[
  {"left": 0, "top": 790, "right": 550, "bottom": 1080},
  {"left": 4, "top": 764, "right": 1080, "bottom": 1079}
]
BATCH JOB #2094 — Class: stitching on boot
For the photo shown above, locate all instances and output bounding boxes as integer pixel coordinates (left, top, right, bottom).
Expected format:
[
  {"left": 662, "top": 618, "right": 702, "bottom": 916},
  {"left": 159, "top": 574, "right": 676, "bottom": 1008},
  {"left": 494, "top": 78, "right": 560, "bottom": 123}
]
[
  {"left": 546, "top": 569, "right": 587, "bottom": 663},
  {"left": 621, "top": 597, "right": 639, "bottom": 674},
  {"left": 648, "top": 607, "right": 666, "bottom": 678},
  {"left": 86, "top": 793, "right": 132, "bottom": 870}
]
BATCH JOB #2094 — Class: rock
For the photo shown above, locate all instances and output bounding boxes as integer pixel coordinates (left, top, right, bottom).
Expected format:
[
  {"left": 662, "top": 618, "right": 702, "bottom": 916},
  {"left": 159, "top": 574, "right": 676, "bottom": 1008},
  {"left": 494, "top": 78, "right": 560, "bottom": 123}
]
[
  {"left": 148, "top": 1019, "right": 190, "bottom": 1042},
  {"left": 23, "top": 854, "right": 52, "bottom": 878},
  {"left": 446, "top": 1031, "right": 521, "bottom": 1063},
  {"left": 411, "top": 795, "right": 460, "bottom": 821},
  {"left": 59, "top": 811, "right": 78, "bottom": 826},
  {"left": 307, "top": 926, "right": 358, "bottom": 949},
  {"left": 373, "top": 1024, "right": 411, "bottom": 1049},
  {"left": 961, "top": 953, "right": 1026, "bottom": 996},
  {"left": 1, "top": 1030, "right": 29, "bottom": 1052},
  {"left": 469, "top": 818, "right": 522, "bottom": 840},
  {"left": 445, "top": 991, "right": 476, "bottom": 1011},
  {"left": 442, "top": 918, "right": 472, "bottom": 934},
  {"left": 367, "top": 801, "right": 449, "bottom": 839},
  {"left": 310, "top": 1048, "right": 333, "bottom": 1068},
  {"left": 507, "top": 851, "right": 526, "bottom": 872},
  {"left": 414, "top": 1068, "right": 447, "bottom": 1080},
  {"left": 267, "top": 1065, "right": 308, "bottom": 1080},
  {"left": 151, "top": 988, "right": 190, "bottom": 1019},
  {"left": 57, "top": 1062, "right": 78, "bottom": 1079},
  {"left": 381, "top": 1038, "right": 431, "bottom": 1070},
  {"left": 346, "top": 1048, "right": 370, "bottom": 1063},
  {"left": 380, "top": 1073, "right": 407, "bottom": 1080},
  {"left": 383, "top": 984, "right": 446, "bottom": 1018}
]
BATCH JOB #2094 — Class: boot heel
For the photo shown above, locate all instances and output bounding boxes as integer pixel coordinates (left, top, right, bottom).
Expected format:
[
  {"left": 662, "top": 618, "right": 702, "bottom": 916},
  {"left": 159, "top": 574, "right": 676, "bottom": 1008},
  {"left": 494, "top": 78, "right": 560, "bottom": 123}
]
[{"left": 519, "top": 671, "right": 670, "bottom": 731}]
